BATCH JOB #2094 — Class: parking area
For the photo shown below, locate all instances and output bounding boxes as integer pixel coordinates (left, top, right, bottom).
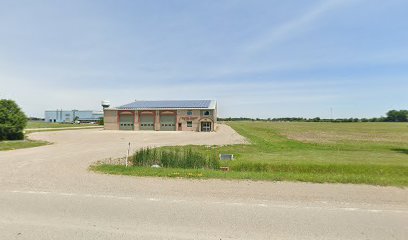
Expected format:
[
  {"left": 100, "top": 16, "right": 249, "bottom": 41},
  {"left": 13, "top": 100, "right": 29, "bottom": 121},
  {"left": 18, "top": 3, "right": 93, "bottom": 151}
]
[{"left": 0, "top": 124, "right": 246, "bottom": 193}]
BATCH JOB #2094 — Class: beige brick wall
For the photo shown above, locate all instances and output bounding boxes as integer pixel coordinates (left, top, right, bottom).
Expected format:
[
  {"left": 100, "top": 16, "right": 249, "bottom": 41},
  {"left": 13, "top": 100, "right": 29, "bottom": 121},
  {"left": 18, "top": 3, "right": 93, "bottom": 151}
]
[
  {"left": 104, "top": 110, "right": 118, "bottom": 130},
  {"left": 177, "top": 109, "right": 217, "bottom": 131},
  {"left": 134, "top": 111, "right": 139, "bottom": 123},
  {"left": 104, "top": 108, "right": 217, "bottom": 131},
  {"left": 177, "top": 109, "right": 198, "bottom": 131},
  {"left": 155, "top": 110, "right": 160, "bottom": 131},
  {"left": 178, "top": 119, "right": 200, "bottom": 131},
  {"left": 214, "top": 104, "right": 218, "bottom": 124}
]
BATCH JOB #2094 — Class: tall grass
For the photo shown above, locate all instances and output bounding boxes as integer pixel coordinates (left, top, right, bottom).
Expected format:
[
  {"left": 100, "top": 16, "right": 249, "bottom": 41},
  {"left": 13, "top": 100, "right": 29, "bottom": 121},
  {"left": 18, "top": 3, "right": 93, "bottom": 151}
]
[{"left": 131, "top": 147, "right": 220, "bottom": 169}]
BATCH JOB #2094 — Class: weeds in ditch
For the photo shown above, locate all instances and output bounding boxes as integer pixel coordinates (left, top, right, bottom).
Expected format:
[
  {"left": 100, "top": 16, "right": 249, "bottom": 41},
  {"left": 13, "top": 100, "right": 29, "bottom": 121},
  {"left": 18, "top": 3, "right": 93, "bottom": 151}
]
[{"left": 131, "top": 147, "right": 220, "bottom": 170}]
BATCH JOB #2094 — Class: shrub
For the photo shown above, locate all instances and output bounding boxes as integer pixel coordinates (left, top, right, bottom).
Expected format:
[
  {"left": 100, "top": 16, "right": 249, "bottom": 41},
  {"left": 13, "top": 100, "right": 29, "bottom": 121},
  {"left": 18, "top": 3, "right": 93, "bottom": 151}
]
[
  {"left": 131, "top": 147, "right": 220, "bottom": 170},
  {"left": 98, "top": 117, "right": 104, "bottom": 125},
  {"left": 0, "top": 99, "right": 27, "bottom": 141}
]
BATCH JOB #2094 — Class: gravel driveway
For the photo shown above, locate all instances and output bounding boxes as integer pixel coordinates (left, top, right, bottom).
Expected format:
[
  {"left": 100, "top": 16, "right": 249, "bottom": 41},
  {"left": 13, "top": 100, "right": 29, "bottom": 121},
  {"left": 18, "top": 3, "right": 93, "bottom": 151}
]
[{"left": 0, "top": 124, "right": 247, "bottom": 192}]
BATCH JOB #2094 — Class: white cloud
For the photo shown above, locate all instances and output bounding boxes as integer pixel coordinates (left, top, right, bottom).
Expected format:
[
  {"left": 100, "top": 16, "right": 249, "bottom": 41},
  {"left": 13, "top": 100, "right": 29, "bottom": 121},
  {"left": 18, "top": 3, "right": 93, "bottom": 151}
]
[{"left": 243, "top": 0, "right": 356, "bottom": 54}]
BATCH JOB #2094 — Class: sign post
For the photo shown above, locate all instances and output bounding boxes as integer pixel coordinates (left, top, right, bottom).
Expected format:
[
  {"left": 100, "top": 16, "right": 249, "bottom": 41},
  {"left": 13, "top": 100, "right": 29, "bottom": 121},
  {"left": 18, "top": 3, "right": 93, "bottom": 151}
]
[{"left": 126, "top": 142, "right": 130, "bottom": 167}]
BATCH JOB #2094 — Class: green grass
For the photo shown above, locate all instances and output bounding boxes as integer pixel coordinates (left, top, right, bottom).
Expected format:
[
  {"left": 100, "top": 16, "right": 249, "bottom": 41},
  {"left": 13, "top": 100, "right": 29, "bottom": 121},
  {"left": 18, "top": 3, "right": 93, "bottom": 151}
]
[
  {"left": 26, "top": 121, "right": 98, "bottom": 129},
  {"left": 91, "top": 122, "right": 408, "bottom": 186},
  {"left": 91, "top": 164, "right": 408, "bottom": 186},
  {"left": 0, "top": 140, "right": 49, "bottom": 151},
  {"left": 224, "top": 122, "right": 408, "bottom": 166},
  {"left": 25, "top": 127, "right": 102, "bottom": 134},
  {"left": 25, "top": 121, "right": 102, "bottom": 133}
]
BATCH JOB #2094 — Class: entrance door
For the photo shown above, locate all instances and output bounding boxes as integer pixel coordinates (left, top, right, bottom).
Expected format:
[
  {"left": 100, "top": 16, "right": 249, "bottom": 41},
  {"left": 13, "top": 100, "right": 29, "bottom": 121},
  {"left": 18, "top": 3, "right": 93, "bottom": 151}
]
[
  {"left": 119, "top": 114, "right": 134, "bottom": 130},
  {"left": 140, "top": 114, "right": 154, "bottom": 130},
  {"left": 201, "top": 122, "right": 212, "bottom": 132},
  {"left": 160, "top": 115, "right": 176, "bottom": 131}
]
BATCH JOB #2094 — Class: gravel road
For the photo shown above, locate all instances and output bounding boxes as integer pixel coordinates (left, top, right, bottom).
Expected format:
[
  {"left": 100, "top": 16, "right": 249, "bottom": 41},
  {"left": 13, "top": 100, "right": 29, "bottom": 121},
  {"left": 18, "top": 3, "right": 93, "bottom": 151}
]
[{"left": 0, "top": 124, "right": 406, "bottom": 239}]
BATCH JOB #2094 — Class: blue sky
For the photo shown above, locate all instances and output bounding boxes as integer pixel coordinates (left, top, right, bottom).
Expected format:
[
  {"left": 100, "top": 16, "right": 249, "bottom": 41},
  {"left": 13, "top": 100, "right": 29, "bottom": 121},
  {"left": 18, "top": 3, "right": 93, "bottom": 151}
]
[{"left": 0, "top": 0, "right": 407, "bottom": 118}]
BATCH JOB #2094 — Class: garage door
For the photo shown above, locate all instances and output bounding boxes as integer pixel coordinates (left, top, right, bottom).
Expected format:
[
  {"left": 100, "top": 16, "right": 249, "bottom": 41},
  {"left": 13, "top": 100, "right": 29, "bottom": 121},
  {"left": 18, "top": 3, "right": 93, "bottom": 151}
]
[
  {"left": 140, "top": 115, "right": 154, "bottom": 130},
  {"left": 119, "top": 114, "right": 134, "bottom": 130},
  {"left": 160, "top": 115, "right": 176, "bottom": 131}
]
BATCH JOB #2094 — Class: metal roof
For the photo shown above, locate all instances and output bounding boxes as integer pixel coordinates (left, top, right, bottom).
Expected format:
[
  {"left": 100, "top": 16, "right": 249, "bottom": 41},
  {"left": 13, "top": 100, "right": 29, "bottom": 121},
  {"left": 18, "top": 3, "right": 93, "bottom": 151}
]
[{"left": 117, "top": 100, "right": 216, "bottom": 110}]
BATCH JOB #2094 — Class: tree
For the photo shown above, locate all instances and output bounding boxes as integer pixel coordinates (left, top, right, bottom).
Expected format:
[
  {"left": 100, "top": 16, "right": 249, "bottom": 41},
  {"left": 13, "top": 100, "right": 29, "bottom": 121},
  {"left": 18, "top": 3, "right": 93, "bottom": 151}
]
[
  {"left": 98, "top": 117, "right": 104, "bottom": 125},
  {"left": 312, "top": 117, "right": 320, "bottom": 122},
  {"left": 0, "top": 99, "right": 27, "bottom": 140},
  {"left": 386, "top": 110, "right": 408, "bottom": 122}
]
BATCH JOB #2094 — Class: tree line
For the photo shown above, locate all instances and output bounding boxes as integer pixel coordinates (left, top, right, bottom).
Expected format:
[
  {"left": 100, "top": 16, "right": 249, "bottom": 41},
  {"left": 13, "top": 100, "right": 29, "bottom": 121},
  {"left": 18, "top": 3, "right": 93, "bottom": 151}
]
[{"left": 218, "top": 110, "right": 408, "bottom": 123}]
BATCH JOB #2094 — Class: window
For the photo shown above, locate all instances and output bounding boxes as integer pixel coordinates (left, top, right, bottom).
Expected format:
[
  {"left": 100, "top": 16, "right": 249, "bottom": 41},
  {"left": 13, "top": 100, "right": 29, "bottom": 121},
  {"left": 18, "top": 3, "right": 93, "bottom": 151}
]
[
  {"left": 201, "top": 122, "right": 211, "bottom": 132},
  {"left": 187, "top": 111, "right": 193, "bottom": 116},
  {"left": 187, "top": 121, "right": 192, "bottom": 127},
  {"left": 203, "top": 110, "right": 211, "bottom": 116}
]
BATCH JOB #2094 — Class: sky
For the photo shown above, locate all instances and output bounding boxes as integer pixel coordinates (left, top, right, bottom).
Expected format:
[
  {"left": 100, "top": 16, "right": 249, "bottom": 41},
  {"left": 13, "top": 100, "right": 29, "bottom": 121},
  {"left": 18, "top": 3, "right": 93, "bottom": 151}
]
[{"left": 0, "top": 0, "right": 407, "bottom": 119}]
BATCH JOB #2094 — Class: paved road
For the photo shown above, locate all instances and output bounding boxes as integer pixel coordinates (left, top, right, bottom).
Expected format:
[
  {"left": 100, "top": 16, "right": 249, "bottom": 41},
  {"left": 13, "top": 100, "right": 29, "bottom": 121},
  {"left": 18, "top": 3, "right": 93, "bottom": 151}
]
[{"left": 0, "top": 126, "right": 407, "bottom": 239}]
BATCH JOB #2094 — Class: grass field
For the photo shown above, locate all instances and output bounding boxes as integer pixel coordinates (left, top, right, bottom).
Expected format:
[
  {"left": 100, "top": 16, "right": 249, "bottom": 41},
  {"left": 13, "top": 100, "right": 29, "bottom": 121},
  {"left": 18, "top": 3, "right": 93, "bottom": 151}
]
[
  {"left": 0, "top": 140, "right": 49, "bottom": 151},
  {"left": 92, "top": 122, "right": 408, "bottom": 186},
  {"left": 26, "top": 121, "right": 97, "bottom": 129},
  {"left": 25, "top": 121, "right": 102, "bottom": 133}
]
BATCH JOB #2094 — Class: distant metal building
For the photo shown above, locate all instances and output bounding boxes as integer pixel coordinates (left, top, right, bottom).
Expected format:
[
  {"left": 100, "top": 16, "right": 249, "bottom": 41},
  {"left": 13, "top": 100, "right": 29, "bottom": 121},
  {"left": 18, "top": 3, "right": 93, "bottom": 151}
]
[
  {"left": 44, "top": 110, "right": 103, "bottom": 123},
  {"left": 104, "top": 100, "right": 217, "bottom": 132}
]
